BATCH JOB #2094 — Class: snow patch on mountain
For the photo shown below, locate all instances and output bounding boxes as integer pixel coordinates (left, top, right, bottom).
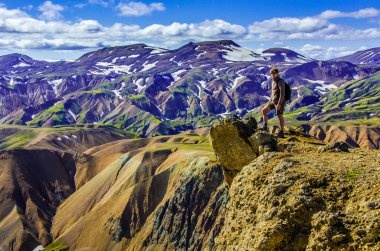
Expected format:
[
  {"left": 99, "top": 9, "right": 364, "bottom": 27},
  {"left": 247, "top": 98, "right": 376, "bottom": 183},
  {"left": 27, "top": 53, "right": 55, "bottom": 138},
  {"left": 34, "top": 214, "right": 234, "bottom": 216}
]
[
  {"left": 281, "top": 53, "right": 310, "bottom": 64},
  {"left": 134, "top": 78, "right": 145, "bottom": 93},
  {"left": 304, "top": 78, "right": 325, "bottom": 84},
  {"left": 228, "top": 76, "right": 245, "bottom": 91},
  {"left": 172, "top": 69, "right": 187, "bottom": 82},
  {"left": 68, "top": 109, "right": 77, "bottom": 121},
  {"left": 315, "top": 83, "right": 337, "bottom": 94},
  {"left": 111, "top": 82, "right": 125, "bottom": 99},
  {"left": 221, "top": 45, "right": 262, "bottom": 62},
  {"left": 147, "top": 46, "right": 168, "bottom": 54},
  {"left": 141, "top": 61, "right": 157, "bottom": 71},
  {"left": 13, "top": 62, "right": 30, "bottom": 68},
  {"left": 48, "top": 79, "right": 63, "bottom": 95},
  {"left": 93, "top": 62, "right": 133, "bottom": 75}
]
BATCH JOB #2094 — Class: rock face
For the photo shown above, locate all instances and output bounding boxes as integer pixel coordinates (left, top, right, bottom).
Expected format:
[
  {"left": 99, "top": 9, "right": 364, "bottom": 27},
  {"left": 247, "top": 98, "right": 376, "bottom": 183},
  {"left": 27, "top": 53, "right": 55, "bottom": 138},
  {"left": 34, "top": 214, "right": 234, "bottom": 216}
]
[
  {"left": 1, "top": 124, "right": 380, "bottom": 251},
  {"left": 46, "top": 133, "right": 229, "bottom": 251},
  {"left": 215, "top": 147, "right": 380, "bottom": 251},
  {"left": 143, "top": 164, "right": 228, "bottom": 250},
  {"left": 209, "top": 118, "right": 257, "bottom": 171},
  {"left": 209, "top": 116, "right": 278, "bottom": 171}
]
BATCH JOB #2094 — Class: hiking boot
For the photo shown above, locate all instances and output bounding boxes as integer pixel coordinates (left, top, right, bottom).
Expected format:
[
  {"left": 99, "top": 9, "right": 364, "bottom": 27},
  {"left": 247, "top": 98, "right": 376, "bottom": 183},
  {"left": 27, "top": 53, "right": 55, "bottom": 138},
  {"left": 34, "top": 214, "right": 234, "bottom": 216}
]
[{"left": 276, "top": 130, "right": 285, "bottom": 138}]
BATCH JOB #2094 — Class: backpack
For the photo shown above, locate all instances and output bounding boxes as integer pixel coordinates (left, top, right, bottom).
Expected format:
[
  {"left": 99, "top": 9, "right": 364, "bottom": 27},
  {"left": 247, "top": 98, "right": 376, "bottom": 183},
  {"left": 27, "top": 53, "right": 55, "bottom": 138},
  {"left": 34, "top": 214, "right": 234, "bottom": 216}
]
[
  {"left": 284, "top": 81, "right": 292, "bottom": 102},
  {"left": 277, "top": 78, "right": 292, "bottom": 102}
]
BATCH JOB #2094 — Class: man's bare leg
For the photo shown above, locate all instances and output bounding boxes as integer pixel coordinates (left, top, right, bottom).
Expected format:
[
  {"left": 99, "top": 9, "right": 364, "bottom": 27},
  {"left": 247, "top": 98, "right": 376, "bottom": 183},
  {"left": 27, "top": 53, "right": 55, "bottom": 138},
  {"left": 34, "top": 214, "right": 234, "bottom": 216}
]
[
  {"left": 278, "top": 114, "right": 285, "bottom": 131},
  {"left": 262, "top": 106, "right": 270, "bottom": 125}
]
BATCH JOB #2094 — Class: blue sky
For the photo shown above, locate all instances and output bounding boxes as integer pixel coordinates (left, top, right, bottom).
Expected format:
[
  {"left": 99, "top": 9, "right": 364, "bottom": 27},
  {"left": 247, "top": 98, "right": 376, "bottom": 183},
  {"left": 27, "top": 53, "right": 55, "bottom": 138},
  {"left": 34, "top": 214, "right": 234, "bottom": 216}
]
[{"left": 0, "top": 0, "right": 379, "bottom": 60}]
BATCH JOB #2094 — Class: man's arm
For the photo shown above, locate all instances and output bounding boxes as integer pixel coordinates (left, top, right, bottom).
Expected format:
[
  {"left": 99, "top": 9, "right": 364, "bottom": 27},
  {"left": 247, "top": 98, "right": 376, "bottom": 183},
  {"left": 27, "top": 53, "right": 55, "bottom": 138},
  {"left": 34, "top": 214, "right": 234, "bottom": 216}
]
[{"left": 278, "top": 79, "right": 285, "bottom": 104}]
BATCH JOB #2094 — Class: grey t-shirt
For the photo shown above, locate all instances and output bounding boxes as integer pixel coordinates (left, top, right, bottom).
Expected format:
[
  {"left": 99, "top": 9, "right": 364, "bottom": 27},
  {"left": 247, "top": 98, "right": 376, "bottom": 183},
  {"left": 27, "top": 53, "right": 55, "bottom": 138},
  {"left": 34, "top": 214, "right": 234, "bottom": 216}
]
[{"left": 271, "top": 77, "right": 285, "bottom": 104}]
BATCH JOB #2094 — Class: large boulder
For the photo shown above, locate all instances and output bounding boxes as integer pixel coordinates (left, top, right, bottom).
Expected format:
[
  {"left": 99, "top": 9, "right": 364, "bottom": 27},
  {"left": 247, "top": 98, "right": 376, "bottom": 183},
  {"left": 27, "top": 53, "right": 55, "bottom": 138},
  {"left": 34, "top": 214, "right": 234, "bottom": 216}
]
[
  {"left": 209, "top": 116, "right": 257, "bottom": 171},
  {"left": 209, "top": 116, "right": 277, "bottom": 172}
]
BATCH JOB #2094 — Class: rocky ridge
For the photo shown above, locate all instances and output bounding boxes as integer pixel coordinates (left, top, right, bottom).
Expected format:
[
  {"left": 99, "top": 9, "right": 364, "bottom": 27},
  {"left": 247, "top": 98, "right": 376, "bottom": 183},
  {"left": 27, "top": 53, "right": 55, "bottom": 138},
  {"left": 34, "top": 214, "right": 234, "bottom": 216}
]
[{"left": 0, "top": 120, "right": 379, "bottom": 250}]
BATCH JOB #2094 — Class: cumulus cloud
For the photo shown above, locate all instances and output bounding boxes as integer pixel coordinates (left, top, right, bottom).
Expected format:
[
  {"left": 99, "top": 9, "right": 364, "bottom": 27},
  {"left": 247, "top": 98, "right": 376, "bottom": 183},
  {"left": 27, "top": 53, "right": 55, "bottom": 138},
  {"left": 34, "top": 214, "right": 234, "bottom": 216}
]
[
  {"left": 319, "top": 8, "right": 380, "bottom": 19},
  {"left": 38, "top": 1, "right": 64, "bottom": 21},
  {"left": 0, "top": 6, "right": 29, "bottom": 18},
  {"left": 117, "top": 1, "right": 165, "bottom": 16},
  {"left": 88, "top": 0, "right": 113, "bottom": 8},
  {"left": 299, "top": 44, "right": 357, "bottom": 59},
  {"left": 134, "top": 19, "right": 246, "bottom": 39},
  {"left": 0, "top": 3, "right": 379, "bottom": 59},
  {"left": 247, "top": 12, "right": 380, "bottom": 41},
  {"left": 22, "top": 5, "right": 33, "bottom": 11}
]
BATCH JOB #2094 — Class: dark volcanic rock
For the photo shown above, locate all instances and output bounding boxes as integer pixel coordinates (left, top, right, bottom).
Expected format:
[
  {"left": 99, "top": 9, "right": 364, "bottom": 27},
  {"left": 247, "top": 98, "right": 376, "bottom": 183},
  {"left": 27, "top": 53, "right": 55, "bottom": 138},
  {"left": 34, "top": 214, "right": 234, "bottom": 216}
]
[{"left": 143, "top": 164, "right": 228, "bottom": 250}]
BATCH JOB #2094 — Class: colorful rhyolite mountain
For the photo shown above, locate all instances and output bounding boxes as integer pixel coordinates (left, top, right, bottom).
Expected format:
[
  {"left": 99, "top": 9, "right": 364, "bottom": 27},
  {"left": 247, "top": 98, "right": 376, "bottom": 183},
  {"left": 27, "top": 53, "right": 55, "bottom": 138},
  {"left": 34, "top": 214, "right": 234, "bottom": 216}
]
[{"left": 0, "top": 40, "right": 379, "bottom": 136}]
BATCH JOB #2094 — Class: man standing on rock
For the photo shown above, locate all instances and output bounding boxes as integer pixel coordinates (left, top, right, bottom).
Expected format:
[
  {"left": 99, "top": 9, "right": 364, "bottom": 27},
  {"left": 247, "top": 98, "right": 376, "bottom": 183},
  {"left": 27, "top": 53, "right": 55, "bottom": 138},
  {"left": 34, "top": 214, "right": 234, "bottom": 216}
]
[{"left": 261, "top": 67, "right": 286, "bottom": 138}]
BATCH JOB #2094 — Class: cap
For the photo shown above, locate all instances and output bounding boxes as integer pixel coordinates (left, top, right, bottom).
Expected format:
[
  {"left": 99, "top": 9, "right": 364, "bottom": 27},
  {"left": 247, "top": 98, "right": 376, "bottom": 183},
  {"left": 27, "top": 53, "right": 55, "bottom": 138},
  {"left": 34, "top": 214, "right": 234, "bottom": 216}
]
[{"left": 270, "top": 67, "right": 279, "bottom": 74}]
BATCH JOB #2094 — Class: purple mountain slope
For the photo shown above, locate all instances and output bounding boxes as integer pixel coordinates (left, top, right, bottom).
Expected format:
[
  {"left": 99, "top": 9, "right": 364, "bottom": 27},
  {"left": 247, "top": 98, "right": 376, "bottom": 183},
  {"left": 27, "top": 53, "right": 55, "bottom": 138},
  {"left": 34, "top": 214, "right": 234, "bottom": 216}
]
[
  {"left": 0, "top": 40, "right": 379, "bottom": 136},
  {"left": 332, "top": 47, "right": 380, "bottom": 66}
]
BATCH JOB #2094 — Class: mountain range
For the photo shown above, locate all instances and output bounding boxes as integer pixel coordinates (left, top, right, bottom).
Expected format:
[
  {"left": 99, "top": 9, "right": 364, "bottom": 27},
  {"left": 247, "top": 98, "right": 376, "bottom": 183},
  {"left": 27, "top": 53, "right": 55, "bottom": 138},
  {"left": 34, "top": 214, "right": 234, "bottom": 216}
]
[{"left": 0, "top": 40, "right": 379, "bottom": 136}]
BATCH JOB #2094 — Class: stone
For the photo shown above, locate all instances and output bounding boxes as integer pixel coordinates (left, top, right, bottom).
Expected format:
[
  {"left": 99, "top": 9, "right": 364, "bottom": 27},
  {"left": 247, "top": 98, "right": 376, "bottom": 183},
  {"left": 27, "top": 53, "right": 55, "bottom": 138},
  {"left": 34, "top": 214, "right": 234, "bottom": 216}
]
[
  {"left": 249, "top": 131, "right": 277, "bottom": 156},
  {"left": 320, "top": 141, "right": 350, "bottom": 153},
  {"left": 331, "top": 234, "right": 346, "bottom": 244},
  {"left": 209, "top": 118, "right": 257, "bottom": 171}
]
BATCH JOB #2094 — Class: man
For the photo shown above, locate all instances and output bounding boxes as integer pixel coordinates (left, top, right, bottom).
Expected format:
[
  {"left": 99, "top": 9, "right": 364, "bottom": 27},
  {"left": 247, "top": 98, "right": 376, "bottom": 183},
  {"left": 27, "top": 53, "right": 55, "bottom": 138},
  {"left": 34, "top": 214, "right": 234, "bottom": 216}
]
[{"left": 261, "top": 67, "right": 286, "bottom": 138}]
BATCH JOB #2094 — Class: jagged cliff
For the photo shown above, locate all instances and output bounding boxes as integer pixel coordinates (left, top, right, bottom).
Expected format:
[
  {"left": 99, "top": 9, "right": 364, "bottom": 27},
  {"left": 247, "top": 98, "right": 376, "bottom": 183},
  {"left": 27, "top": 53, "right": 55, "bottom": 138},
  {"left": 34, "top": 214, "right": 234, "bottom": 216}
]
[{"left": 0, "top": 121, "right": 379, "bottom": 251}]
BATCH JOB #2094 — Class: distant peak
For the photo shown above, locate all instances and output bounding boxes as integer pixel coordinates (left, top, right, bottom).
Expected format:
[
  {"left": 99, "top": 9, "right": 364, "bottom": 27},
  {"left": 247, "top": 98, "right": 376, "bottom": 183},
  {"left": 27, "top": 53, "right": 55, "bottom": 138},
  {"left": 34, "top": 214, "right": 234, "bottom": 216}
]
[
  {"left": 195, "top": 40, "right": 239, "bottom": 47},
  {"left": 262, "top": 48, "right": 297, "bottom": 54},
  {"left": 0, "top": 53, "right": 34, "bottom": 63}
]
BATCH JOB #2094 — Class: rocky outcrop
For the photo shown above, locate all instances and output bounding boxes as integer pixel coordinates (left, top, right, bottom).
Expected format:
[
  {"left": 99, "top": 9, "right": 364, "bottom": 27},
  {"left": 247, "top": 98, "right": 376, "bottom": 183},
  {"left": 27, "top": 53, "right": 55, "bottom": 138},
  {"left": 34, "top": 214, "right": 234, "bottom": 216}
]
[
  {"left": 209, "top": 117, "right": 257, "bottom": 171},
  {"left": 2, "top": 124, "right": 380, "bottom": 251},
  {"left": 142, "top": 164, "right": 228, "bottom": 250},
  {"left": 215, "top": 147, "right": 380, "bottom": 250},
  {"left": 209, "top": 116, "right": 277, "bottom": 171},
  {"left": 45, "top": 133, "right": 229, "bottom": 251}
]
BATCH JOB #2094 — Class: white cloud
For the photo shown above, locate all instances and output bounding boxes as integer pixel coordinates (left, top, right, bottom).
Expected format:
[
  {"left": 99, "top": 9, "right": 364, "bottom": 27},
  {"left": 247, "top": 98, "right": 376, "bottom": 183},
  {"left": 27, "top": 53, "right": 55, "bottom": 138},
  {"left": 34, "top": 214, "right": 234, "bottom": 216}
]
[
  {"left": 299, "top": 44, "right": 356, "bottom": 59},
  {"left": 22, "top": 5, "right": 33, "bottom": 11},
  {"left": 38, "top": 1, "right": 64, "bottom": 21},
  {"left": 88, "top": 0, "right": 112, "bottom": 8},
  {"left": 117, "top": 1, "right": 165, "bottom": 16},
  {"left": 0, "top": 6, "right": 29, "bottom": 18},
  {"left": 0, "top": 3, "right": 379, "bottom": 60},
  {"left": 74, "top": 3, "right": 88, "bottom": 9},
  {"left": 134, "top": 19, "right": 246, "bottom": 39},
  {"left": 249, "top": 17, "right": 329, "bottom": 34},
  {"left": 319, "top": 8, "right": 380, "bottom": 19},
  {"left": 248, "top": 14, "right": 380, "bottom": 41}
]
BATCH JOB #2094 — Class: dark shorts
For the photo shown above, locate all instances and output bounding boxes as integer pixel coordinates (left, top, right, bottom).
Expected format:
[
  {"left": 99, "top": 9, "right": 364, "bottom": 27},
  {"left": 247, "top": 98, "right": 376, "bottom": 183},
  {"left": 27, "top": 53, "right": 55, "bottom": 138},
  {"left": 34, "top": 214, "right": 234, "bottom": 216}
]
[{"left": 266, "top": 101, "right": 285, "bottom": 115}]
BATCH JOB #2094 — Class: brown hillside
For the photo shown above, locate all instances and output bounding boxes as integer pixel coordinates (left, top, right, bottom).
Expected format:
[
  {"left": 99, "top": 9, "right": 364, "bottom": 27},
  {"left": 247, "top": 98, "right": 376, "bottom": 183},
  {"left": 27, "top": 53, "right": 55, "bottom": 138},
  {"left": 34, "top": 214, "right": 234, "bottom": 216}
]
[
  {"left": 309, "top": 125, "right": 380, "bottom": 149},
  {"left": 0, "top": 149, "right": 76, "bottom": 251}
]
